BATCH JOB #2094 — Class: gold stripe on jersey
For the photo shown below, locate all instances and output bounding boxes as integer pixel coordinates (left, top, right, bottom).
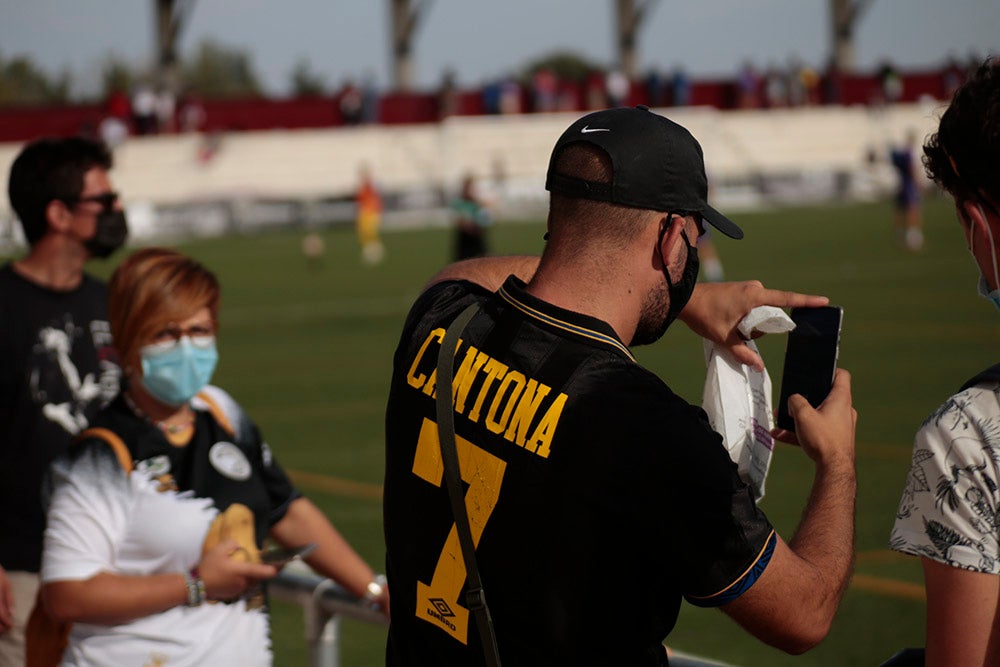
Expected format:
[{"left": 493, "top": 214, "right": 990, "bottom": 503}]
[
  {"left": 406, "top": 329, "right": 567, "bottom": 459},
  {"left": 686, "top": 529, "right": 777, "bottom": 602},
  {"left": 498, "top": 285, "right": 636, "bottom": 361}
]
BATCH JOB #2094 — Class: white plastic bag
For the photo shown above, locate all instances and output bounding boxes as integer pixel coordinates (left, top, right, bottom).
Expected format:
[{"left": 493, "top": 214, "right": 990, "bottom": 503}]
[{"left": 701, "top": 307, "right": 795, "bottom": 501}]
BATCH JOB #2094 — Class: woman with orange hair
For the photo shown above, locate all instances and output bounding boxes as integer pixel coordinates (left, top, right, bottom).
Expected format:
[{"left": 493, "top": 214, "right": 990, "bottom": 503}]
[{"left": 36, "top": 247, "right": 387, "bottom": 665}]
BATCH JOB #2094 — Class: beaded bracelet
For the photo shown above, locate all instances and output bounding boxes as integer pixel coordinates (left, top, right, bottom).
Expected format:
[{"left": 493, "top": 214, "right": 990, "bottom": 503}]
[{"left": 184, "top": 567, "right": 206, "bottom": 607}]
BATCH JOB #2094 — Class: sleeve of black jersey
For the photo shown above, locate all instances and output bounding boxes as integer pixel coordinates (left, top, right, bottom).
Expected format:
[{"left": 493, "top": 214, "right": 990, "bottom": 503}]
[
  {"left": 592, "top": 367, "right": 776, "bottom": 608},
  {"left": 397, "top": 281, "right": 491, "bottom": 348},
  {"left": 245, "top": 420, "right": 302, "bottom": 527},
  {"left": 655, "top": 398, "right": 775, "bottom": 607}
]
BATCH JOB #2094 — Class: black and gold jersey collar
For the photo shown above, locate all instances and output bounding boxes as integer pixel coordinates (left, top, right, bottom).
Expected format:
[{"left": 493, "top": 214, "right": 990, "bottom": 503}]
[{"left": 497, "top": 276, "right": 636, "bottom": 362}]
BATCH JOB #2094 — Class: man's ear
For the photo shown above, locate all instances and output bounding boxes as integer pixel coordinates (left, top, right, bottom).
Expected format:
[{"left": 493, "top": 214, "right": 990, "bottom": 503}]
[
  {"left": 44, "top": 199, "right": 72, "bottom": 234},
  {"left": 959, "top": 199, "right": 1000, "bottom": 247},
  {"left": 659, "top": 214, "right": 688, "bottom": 262}
]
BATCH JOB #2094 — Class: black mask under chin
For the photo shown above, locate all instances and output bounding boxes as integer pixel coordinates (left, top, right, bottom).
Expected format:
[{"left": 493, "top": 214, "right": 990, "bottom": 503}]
[
  {"left": 662, "top": 229, "right": 700, "bottom": 331},
  {"left": 85, "top": 210, "right": 129, "bottom": 259}
]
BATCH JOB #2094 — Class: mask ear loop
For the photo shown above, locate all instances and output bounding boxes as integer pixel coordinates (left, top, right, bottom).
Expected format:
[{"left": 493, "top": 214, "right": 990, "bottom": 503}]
[
  {"left": 977, "top": 204, "right": 1000, "bottom": 293},
  {"left": 658, "top": 213, "right": 676, "bottom": 286}
]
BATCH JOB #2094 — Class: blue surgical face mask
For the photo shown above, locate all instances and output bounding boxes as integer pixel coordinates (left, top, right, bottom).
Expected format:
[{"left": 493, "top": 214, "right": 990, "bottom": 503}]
[
  {"left": 969, "top": 203, "right": 1000, "bottom": 312},
  {"left": 140, "top": 336, "right": 218, "bottom": 406}
]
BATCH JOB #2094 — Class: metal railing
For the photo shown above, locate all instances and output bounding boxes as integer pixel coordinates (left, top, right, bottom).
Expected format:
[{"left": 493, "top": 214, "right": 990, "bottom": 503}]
[{"left": 270, "top": 562, "right": 388, "bottom": 667}]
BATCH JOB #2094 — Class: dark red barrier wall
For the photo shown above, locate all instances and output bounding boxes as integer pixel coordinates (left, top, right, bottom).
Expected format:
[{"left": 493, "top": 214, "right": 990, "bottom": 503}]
[{"left": 0, "top": 69, "right": 953, "bottom": 144}]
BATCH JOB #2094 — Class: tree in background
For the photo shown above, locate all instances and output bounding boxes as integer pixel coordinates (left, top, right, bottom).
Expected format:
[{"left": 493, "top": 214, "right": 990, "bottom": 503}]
[
  {"left": 182, "top": 40, "right": 262, "bottom": 98},
  {"left": 0, "top": 52, "right": 70, "bottom": 105},
  {"left": 101, "top": 57, "right": 139, "bottom": 101},
  {"left": 290, "top": 59, "right": 327, "bottom": 97},
  {"left": 521, "top": 51, "right": 598, "bottom": 84}
]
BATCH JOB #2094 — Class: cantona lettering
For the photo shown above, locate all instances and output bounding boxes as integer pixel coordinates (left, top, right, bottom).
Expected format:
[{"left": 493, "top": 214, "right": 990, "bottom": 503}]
[{"left": 406, "top": 328, "right": 566, "bottom": 458}]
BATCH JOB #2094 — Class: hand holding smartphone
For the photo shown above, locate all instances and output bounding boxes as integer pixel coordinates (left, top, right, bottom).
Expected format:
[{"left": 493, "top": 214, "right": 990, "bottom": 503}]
[{"left": 776, "top": 306, "right": 843, "bottom": 433}]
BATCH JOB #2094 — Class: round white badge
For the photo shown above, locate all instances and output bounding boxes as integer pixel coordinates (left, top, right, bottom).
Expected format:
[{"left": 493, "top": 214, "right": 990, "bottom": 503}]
[
  {"left": 136, "top": 455, "right": 171, "bottom": 477},
  {"left": 209, "top": 442, "right": 252, "bottom": 481}
]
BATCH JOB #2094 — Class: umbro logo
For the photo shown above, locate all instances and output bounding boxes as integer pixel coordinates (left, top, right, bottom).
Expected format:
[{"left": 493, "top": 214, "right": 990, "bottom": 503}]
[
  {"left": 581, "top": 126, "right": 610, "bottom": 133},
  {"left": 425, "top": 598, "right": 458, "bottom": 632},
  {"left": 429, "top": 598, "right": 455, "bottom": 617}
]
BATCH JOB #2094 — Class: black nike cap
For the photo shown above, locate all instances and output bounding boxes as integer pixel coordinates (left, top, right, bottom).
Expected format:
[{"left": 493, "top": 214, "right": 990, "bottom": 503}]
[{"left": 545, "top": 105, "right": 744, "bottom": 240}]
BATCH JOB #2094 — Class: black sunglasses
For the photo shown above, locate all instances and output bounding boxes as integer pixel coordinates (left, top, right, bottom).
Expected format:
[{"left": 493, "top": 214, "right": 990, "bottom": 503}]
[{"left": 64, "top": 191, "right": 119, "bottom": 211}]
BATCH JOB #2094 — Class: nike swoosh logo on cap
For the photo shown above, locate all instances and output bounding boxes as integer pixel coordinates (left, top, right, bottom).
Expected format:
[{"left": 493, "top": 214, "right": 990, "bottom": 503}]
[{"left": 581, "top": 126, "right": 611, "bottom": 133}]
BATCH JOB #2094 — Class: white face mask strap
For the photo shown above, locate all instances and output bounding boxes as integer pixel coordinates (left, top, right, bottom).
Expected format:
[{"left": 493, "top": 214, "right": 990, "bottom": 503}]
[{"left": 977, "top": 204, "right": 1000, "bottom": 292}]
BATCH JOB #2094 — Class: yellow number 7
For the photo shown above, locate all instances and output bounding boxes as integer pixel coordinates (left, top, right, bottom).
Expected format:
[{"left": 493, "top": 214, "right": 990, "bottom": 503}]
[{"left": 410, "top": 417, "right": 507, "bottom": 644}]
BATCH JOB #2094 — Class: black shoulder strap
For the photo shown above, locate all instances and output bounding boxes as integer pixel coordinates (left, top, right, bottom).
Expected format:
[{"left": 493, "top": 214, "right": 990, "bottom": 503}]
[
  {"left": 960, "top": 363, "right": 1000, "bottom": 392},
  {"left": 435, "top": 303, "right": 502, "bottom": 667}
]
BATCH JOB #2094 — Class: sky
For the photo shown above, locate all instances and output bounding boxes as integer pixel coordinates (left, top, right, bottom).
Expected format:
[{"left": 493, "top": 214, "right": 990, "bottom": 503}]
[{"left": 2, "top": 0, "right": 998, "bottom": 98}]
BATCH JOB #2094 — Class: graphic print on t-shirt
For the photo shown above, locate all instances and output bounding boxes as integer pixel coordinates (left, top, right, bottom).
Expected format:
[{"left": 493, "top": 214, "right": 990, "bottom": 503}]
[{"left": 28, "top": 313, "right": 119, "bottom": 435}]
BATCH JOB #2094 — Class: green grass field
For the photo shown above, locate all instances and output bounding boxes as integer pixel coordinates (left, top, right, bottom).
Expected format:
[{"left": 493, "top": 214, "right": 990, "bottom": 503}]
[{"left": 74, "top": 194, "right": 995, "bottom": 665}]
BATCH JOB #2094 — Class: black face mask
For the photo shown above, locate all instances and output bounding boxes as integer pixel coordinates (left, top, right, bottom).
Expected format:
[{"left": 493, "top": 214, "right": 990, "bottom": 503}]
[
  {"left": 85, "top": 209, "right": 129, "bottom": 259},
  {"left": 632, "top": 224, "right": 700, "bottom": 347},
  {"left": 663, "top": 230, "right": 699, "bottom": 330}
]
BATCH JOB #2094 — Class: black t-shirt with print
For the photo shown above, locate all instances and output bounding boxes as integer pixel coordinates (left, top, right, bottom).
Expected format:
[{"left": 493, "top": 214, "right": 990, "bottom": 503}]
[
  {"left": 0, "top": 264, "right": 121, "bottom": 572},
  {"left": 384, "top": 277, "right": 776, "bottom": 667},
  {"left": 69, "top": 391, "right": 302, "bottom": 550}
]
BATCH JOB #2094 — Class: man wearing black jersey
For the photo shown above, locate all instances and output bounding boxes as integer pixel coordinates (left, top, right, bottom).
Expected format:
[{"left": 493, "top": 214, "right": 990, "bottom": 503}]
[
  {"left": 384, "top": 106, "right": 856, "bottom": 665},
  {"left": 0, "top": 137, "right": 127, "bottom": 663}
]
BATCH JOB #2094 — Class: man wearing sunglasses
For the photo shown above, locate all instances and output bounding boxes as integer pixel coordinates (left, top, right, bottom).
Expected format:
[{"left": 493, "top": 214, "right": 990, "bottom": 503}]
[{"left": 0, "top": 137, "right": 127, "bottom": 663}]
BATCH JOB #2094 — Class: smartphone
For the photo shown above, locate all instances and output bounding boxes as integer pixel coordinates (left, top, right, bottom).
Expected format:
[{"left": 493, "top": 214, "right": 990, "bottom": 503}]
[
  {"left": 260, "top": 542, "right": 317, "bottom": 565},
  {"left": 776, "top": 306, "right": 843, "bottom": 432}
]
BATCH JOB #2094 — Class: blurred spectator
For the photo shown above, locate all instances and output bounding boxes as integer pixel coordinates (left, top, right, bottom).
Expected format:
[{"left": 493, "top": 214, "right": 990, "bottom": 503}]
[
  {"left": 98, "top": 115, "right": 129, "bottom": 151},
  {"left": 178, "top": 92, "right": 207, "bottom": 133},
  {"left": 338, "top": 79, "right": 363, "bottom": 125},
  {"left": 889, "top": 129, "right": 924, "bottom": 251},
  {"left": 482, "top": 78, "right": 502, "bottom": 115},
  {"left": 437, "top": 68, "right": 459, "bottom": 120},
  {"left": 644, "top": 67, "right": 665, "bottom": 107},
  {"left": 531, "top": 67, "right": 559, "bottom": 113},
  {"left": 736, "top": 61, "right": 761, "bottom": 108},
  {"left": 764, "top": 64, "right": 788, "bottom": 108},
  {"left": 699, "top": 232, "right": 725, "bottom": 282},
  {"left": 131, "top": 83, "right": 158, "bottom": 135},
  {"left": 355, "top": 165, "right": 385, "bottom": 265},
  {"left": 105, "top": 88, "right": 131, "bottom": 124},
  {"left": 584, "top": 67, "right": 606, "bottom": 110},
  {"left": 877, "top": 60, "right": 904, "bottom": 105},
  {"left": 801, "top": 64, "right": 821, "bottom": 105},
  {"left": 786, "top": 57, "right": 807, "bottom": 107},
  {"left": 451, "top": 173, "right": 492, "bottom": 260},
  {"left": 822, "top": 57, "right": 843, "bottom": 105},
  {"left": 99, "top": 88, "right": 132, "bottom": 149},
  {"left": 499, "top": 75, "right": 522, "bottom": 115},
  {"left": 605, "top": 66, "right": 629, "bottom": 107},
  {"left": 556, "top": 82, "right": 577, "bottom": 112},
  {"left": 671, "top": 65, "right": 692, "bottom": 107},
  {"left": 155, "top": 87, "right": 177, "bottom": 134},
  {"left": 361, "top": 73, "right": 379, "bottom": 124}
]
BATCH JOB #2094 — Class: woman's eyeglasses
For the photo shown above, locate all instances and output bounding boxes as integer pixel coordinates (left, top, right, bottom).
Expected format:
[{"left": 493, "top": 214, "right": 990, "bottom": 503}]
[{"left": 145, "top": 323, "right": 216, "bottom": 352}]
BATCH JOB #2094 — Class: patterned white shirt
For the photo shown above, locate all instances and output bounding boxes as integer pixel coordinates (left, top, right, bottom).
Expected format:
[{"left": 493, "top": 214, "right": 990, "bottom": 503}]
[{"left": 890, "top": 380, "right": 1000, "bottom": 573}]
